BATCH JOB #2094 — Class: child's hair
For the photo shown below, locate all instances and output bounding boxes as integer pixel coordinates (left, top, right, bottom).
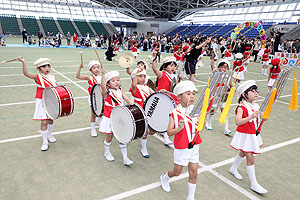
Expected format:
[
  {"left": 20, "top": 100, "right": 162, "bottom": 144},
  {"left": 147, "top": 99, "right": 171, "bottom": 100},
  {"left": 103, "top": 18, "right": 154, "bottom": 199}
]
[
  {"left": 238, "top": 85, "right": 258, "bottom": 103},
  {"left": 218, "top": 62, "right": 227, "bottom": 68},
  {"left": 137, "top": 61, "right": 146, "bottom": 68}
]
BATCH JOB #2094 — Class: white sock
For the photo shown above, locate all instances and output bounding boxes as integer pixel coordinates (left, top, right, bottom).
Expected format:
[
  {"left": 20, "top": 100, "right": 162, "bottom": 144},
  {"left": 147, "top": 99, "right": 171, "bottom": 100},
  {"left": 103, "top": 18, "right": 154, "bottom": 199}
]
[
  {"left": 119, "top": 144, "right": 128, "bottom": 160},
  {"left": 47, "top": 124, "right": 54, "bottom": 137},
  {"left": 40, "top": 130, "right": 48, "bottom": 144},
  {"left": 141, "top": 139, "right": 147, "bottom": 152},
  {"left": 104, "top": 140, "right": 111, "bottom": 154},
  {"left": 247, "top": 165, "right": 258, "bottom": 185},
  {"left": 207, "top": 114, "right": 212, "bottom": 125},
  {"left": 187, "top": 182, "right": 196, "bottom": 200},
  {"left": 261, "top": 68, "right": 264, "bottom": 74},
  {"left": 264, "top": 69, "right": 268, "bottom": 74},
  {"left": 231, "top": 155, "right": 244, "bottom": 171},
  {"left": 224, "top": 117, "right": 229, "bottom": 131},
  {"left": 91, "top": 122, "right": 96, "bottom": 130},
  {"left": 163, "top": 171, "right": 170, "bottom": 180},
  {"left": 96, "top": 117, "right": 101, "bottom": 126},
  {"left": 163, "top": 132, "right": 169, "bottom": 140}
]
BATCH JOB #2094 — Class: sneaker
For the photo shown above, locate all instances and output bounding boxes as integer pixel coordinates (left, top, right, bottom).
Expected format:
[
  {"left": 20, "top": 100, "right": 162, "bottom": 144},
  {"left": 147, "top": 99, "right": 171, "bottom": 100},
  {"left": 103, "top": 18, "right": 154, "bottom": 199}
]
[
  {"left": 160, "top": 174, "right": 171, "bottom": 192},
  {"left": 104, "top": 152, "right": 115, "bottom": 162},
  {"left": 230, "top": 168, "right": 243, "bottom": 180},
  {"left": 41, "top": 142, "right": 48, "bottom": 151},
  {"left": 224, "top": 130, "right": 233, "bottom": 135},
  {"left": 250, "top": 183, "right": 268, "bottom": 194},
  {"left": 91, "top": 128, "right": 98, "bottom": 137},
  {"left": 205, "top": 122, "right": 213, "bottom": 130},
  {"left": 123, "top": 158, "right": 134, "bottom": 166},
  {"left": 48, "top": 136, "right": 56, "bottom": 143},
  {"left": 141, "top": 150, "right": 150, "bottom": 158},
  {"left": 164, "top": 137, "right": 173, "bottom": 146}
]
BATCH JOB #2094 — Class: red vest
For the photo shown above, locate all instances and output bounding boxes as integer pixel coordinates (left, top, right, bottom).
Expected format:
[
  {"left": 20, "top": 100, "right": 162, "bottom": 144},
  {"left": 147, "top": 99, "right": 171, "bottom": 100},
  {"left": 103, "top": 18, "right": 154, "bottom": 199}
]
[
  {"left": 174, "top": 51, "right": 181, "bottom": 61},
  {"left": 270, "top": 66, "right": 281, "bottom": 79},
  {"left": 157, "top": 71, "right": 172, "bottom": 91},
  {"left": 129, "top": 84, "right": 150, "bottom": 108},
  {"left": 234, "top": 61, "right": 244, "bottom": 72},
  {"left": 35, "top": 74, "right": 56, "bottom": 99},
  {"left": 235, "top": 103, "right": 258, "bottom": 134},
  {"left": 225, "top": 49, "right": 231, "bottom": 57},
  {"left": 87, "top": 74, "right": 100, "bottom": 94},
  {"left": 103, "top": 89, "right": 123, "bottom": 118},
  {"left": 132, "top": 45, "right": 137, "bottom": 52},
  {"left": 262, "top": 54, "right": 269, "bottom": 61}
]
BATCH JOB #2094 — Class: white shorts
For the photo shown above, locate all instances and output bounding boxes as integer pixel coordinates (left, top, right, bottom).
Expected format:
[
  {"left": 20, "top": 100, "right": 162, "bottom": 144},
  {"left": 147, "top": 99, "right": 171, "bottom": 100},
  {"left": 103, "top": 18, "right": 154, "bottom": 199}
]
[
  {"left": 267, "top": 78, "right": 276, "bottom": 87},
  {"left": 232, "top": 71, "right": 244, "bottom": 80},
  {"left": 99, "top": 116, "right": 112, "bottom": 134},
  {"left": 33, "top": 98, "right": 50, "bottom": 120},
  {"left": 174, "top": 144, "right": 199, "bottom": 166},
  {"left": 262, "top": 61, "right": 270, "bottom": 66},
  {"left": 230, "top": 131, "right": 263, "bottom": 154}
]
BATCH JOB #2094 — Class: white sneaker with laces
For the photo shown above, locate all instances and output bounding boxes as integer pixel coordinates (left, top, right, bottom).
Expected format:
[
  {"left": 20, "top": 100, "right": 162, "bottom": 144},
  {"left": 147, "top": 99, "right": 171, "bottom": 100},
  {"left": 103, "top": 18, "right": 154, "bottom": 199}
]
[
  {"left": 164, "top": 137, "right": 173, "bottom": 146},
  {"left": 160, "top": 174, "right": 171, "bottom": 192},
  {"left": 41, "top": 142, "right": 48, "bottom": 151},
  {"left": 48, "top": 136, "right": 56, "bottom": 143},
  {"left": 224, "top": 130, "right": 233, "bottom": 135},
  {"left": 123, "top": 158, "right": 134, "bottom": 166},
  {"left": 251, "top": 183, "right": 268, "bottom": 194},
  {"left": 104, "top": 152, "right": 115, "bottom": 162},
  {"left": 230, "top": 168, "right": 243, "bottom": 180},
  {"left": 91, "top": 128, "right": 98, "bottom": 137}
]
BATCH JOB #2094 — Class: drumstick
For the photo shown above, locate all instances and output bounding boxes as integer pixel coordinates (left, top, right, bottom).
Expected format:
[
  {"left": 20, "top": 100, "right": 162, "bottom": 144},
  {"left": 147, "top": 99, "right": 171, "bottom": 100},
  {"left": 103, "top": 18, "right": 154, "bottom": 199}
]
[
  {"left": 92, "top": 44, "right": 104, "bottom": 70},
  {"left": 2, "top": 58, "right": 18, "bottom": 64},
  {"left": 80, "top": 51, "right": 83, "bottom": 68}
]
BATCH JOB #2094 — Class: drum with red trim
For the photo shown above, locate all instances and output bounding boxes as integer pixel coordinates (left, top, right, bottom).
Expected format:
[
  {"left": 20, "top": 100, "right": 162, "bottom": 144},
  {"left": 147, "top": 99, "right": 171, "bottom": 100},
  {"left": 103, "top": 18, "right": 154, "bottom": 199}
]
[
  {"left": 111, "top": 103, "right": 147, "bottom": 144},
  {"left": 43, "top": 85, "right": 74, "bottom": 119},
  {"left": 144, "top": 91, "right": 179, "bottom": 133}
]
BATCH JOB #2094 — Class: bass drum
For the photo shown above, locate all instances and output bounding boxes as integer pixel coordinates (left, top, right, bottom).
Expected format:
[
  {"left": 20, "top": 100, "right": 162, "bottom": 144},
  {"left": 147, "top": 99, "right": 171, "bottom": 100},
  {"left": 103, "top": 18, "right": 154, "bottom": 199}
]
[{"left": 90, "top": 84, "right": 103, "bottom": 117}]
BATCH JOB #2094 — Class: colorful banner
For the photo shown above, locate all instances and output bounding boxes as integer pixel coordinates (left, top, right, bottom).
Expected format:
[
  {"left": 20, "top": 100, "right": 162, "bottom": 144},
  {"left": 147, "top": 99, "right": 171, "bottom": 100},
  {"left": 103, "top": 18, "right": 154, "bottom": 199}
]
[{"left": 274, "top": 52, "right": 300, "bottom": 68}]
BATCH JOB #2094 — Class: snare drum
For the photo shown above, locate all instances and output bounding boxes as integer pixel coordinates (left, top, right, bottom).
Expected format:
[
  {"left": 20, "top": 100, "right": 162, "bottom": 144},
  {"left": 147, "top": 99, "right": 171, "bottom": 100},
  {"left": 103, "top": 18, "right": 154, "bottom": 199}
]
[
  {"left": 43, "top": 85, "right": 74, "bottom": 119},
  {"left": 90, "top": 84, "right": 103, "bottom": 117},
  {"left": 144, "top": 91, "right": 179, "bottom": 133},
  {"left": 111, "top": 103, "right": 147, "bottom": 144}
]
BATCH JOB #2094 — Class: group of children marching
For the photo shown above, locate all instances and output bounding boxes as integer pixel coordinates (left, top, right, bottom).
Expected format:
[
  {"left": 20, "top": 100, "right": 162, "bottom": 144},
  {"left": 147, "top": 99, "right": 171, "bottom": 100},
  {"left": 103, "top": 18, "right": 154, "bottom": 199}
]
[{"left": 15, "top": 41, "right": 285, "bottom": 199}]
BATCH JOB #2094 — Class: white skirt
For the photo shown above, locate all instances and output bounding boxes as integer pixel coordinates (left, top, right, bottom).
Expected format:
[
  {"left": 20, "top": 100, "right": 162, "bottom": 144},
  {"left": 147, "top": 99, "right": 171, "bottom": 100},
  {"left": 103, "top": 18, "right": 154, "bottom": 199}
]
[
  {"left": 267, "top": 78, "right": 276, "bottom": 87},
  {"left": 113, "top": 51, "right": 118, "bottom": 55},
  {"left": 174, "top": 144, "right": 199, "bottom": 166},
  {"left": 99, "top": 116, "right": 112, "bottom": 134},
  {"left": 262, "top": 61, "right": 270, "bottom": 66},
  {"left": 132, "top": 52, "right": 138, "bottom": 57},
  {"left": 225, "top": 56, "right": 232, "bottom": 61},
  {"left": 33, "top": 98, "right": 50, "bottom": 120},
  {"left": 232, "top": 71, "right": 244, "bottom": 80},
  {"left": 230, "top": 131, "right": 263, "bottom": 154}
]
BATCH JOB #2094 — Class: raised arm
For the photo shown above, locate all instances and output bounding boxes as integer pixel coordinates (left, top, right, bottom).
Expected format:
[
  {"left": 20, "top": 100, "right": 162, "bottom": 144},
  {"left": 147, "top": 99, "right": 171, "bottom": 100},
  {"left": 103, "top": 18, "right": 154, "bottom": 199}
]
[
  {"left": 122, "top": 90, "right": 134, "bottom": 105},
  {"left": 126, "top": 67, "right": 131, "bottom": 76},
  {"left": 152, "top": 51, "right": 162, "bottom": 78},
  {"left": 76, "top": 64, "right": 90, "bottom": 80},
  {"left": 17, "top": 57, "right": 37, "bottom": 80},
  {"left": 130, "top": 75, "right": 138, "bottom": 94},
  {"left": 100, "top": 67, "right": 108, "bottom": 98}
]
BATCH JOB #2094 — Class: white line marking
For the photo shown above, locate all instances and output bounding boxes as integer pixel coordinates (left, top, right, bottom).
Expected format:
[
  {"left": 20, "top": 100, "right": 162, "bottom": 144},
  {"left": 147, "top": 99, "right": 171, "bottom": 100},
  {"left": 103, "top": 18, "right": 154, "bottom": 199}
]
[{"left": 0, "top": 80, "right": 86, "bottom": 88}]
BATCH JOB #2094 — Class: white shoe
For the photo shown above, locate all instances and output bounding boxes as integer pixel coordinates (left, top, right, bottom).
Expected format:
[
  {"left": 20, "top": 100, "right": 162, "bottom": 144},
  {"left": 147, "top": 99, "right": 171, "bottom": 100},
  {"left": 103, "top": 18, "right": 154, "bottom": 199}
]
[
  {"left": 230, "top": 168, "right": 243, "bottom": 180},
  {"left": 123, "top": 158, "right": 134, "bottom": 166},
  {"left": 224, "top": 130, "right": 233, "bottom": 135},
  {"left": 160, "top": 174, "right": 171, "bottom": 192},
  {"left": 41, "top": 142, "right": 48, "bottom": 151},
  {"left": 264, "top": 73, "right": 268, "bottom": 76},
  {"left": 91, "top": 128, "right": 98, "bottom": 137},
  {"left": 48, "top": 136, "right": 56, "bottom": 143},
  {"left": 164, "top": 137, "right": 173, "bottom": 146},
  {"left": 141, "top": 149, "right": 150, "bottom": 158},
  {"left": 206, "top": 122, "right": 213, "bottom": 130},
  {"left": 104, "top": 152, "right": 115, "bottom": 162},
  {"left": 250, "top": 183, "right": 268, "bottom": 194}
]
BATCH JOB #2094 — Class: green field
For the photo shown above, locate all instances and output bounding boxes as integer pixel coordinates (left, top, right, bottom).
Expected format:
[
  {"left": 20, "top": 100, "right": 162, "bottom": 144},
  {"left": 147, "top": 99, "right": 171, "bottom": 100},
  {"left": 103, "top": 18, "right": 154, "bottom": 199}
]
[{"left": 0, "top": 39, "right": 299, "bottom": 200}]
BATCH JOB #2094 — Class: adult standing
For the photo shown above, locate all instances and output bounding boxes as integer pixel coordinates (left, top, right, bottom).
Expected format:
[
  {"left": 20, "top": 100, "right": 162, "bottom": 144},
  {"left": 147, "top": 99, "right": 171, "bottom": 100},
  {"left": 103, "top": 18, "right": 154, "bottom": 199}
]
[
  {"left": 273, "top": 31, "right": 284, "bottom": 53},
  {"left": 56, "top": 32, "right": 62, "bottom": 46},
  {"left": 22, "top": 29, "right": 28, "bottom": 43},
  {"left": 72, "top": 32, "right": 77, "bottom": 46},
  {"left": 66, "top": 32, "right": 71, "bottom": 45},
  {"left": 253, "top": 38, "right": 261, "bottom": 62},
  {"left": 38, "top": 31, "right": 43, "bottom": 46}
]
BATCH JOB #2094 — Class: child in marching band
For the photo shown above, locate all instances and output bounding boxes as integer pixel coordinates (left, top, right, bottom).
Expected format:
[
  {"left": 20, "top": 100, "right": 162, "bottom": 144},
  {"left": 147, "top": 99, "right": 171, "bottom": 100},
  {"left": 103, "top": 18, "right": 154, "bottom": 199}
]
[
  {"left": 113, "top": 40, "right": 119, "bottom": 61},
  {"left": 99, "top": 67, "right": 135, "bottom": 165},
  {"left": 152, "top": 54, "right": 178, "bottom": 145},
  {"left": 243, "top": 46, "right": 252, "bottom": 72},
  {"left": 229, "top": 80, "right": 268, "bottom": 194},
  {"left": 261, "top": 49, "right": 270, "bottom": 76},
  {"left": 232, "top": 53, "right": 247, "bottom": 86},
  {"left": 267, "top": 58, "right": 281, "bottom": 88},
  {"left": 160, "top": 81, "right": 202, "bottom": 200},
  {"left": 76, "top": 60, "right": 102, "bottom": 137},
  {"left": 129, "top": 68, "right": 155, "bottom": 158},
  {"left": 131, "top": 40, "right": 138, "bottom": 59},
  {"left": 206, "top": 59, "right": 233, "bottom": 135},
  {"left": 17, "top": 57, "right": 56, "bottom": 151}
]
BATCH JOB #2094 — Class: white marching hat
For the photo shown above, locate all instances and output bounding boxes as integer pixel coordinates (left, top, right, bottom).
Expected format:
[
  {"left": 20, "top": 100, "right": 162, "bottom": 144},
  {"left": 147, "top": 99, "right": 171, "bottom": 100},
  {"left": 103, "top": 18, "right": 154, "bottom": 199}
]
[
  {"left": 235, "top": 53, "right": 243, "bottom": 59},
  {"left": 236, "top": 80, "right": 257, "bottom": 99},
  {"left": 34, "top": 58, "right": 51, "bottom": 68},
  {"left": 218, "top": 59, "right": 231, "bottom": 68},
  {"left": 88, "top": 60, "right": 100, "bottom": 70},
  {"left": 174, "top": 80, "right": 198, "bottom": 96},
  {"left": 162, "top": 56, "right": 177, "bottom": 65},
  {"left": 105, "top": 71, "right": 119, "bottom": 82},
  {"left": 136, "top": 70, "right": 147, "bottom": 76}
]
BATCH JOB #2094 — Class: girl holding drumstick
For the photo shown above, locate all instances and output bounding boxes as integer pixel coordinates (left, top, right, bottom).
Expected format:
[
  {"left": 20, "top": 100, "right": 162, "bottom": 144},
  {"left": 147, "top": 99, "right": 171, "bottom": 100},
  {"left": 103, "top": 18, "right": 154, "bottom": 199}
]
[
  {"left": 76, "top": 60, "right": 102, "bottom": 137},
  {"left": 99, "top": 66, "right": 134, "bottom": 165},
  {"left": 17, "top": 57, "right": 57, "bottom": 151}
]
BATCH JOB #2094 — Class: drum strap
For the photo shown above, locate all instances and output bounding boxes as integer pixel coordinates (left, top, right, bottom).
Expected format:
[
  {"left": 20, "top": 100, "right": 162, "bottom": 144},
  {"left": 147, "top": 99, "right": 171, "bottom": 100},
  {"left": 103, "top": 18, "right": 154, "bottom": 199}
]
[
  {"left": 241, "top": 101, "right": 260, "bottom": 130},
  {"left": 136, "top": 85, "right": 150, "bottom": 101},
  {"left": 108, "top": 89, "right": 123, "bottom": 105},
  {"left": 37, "top": 74, "right": 56, "bottom": 88}
]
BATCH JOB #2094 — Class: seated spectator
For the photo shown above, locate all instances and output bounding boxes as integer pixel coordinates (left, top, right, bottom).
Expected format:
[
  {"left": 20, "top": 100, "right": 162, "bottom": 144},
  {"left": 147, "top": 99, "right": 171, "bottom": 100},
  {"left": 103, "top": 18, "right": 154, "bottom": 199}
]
[{"left": 28, "top": 37, "right": 32, "bottom": 45}]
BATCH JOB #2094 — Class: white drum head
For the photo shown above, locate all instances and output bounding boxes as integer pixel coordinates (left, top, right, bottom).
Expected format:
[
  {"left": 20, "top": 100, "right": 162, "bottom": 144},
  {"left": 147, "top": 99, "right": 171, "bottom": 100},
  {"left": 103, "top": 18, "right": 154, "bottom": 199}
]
[
  {"left": 111, "top": 106, "right": 135, "bottom": 144},
  {"left": 91, "top": 84, "right": 103, "bottom": 117},
  {"left": 43, "top": 87, "right": 59, "bottom": 119},
  {"left": 144, "top": 93, "right": 177, "bottom": 133}
]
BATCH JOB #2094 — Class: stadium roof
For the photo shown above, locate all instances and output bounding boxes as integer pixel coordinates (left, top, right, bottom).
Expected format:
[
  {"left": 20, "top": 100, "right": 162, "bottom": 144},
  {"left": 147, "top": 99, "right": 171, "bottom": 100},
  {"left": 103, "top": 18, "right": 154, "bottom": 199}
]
[{"left": 93, "top": 0, "right": 229, "bottom": 20}]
